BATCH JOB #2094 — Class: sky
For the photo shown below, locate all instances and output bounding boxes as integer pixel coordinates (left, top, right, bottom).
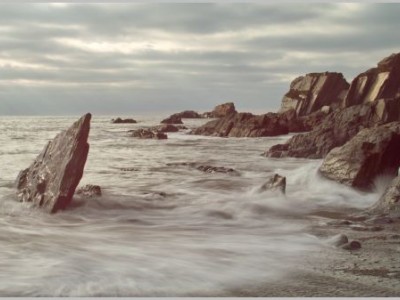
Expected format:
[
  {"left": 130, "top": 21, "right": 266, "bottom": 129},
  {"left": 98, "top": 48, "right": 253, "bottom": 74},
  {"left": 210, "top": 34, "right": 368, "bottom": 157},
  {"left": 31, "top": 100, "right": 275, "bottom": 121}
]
[{"left": 0, "top": 3, "right": 400, "bottom": 115}]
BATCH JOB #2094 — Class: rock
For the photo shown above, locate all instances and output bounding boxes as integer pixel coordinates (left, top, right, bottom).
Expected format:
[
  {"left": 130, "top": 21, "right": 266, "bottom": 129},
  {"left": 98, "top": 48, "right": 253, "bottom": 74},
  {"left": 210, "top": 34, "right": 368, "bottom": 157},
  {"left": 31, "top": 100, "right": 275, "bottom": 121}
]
[
  {"left": 15, "top": 114, "right": 91, "bottom": 213},
  {"left": 193, "top": 112, "right": 289, "bottom": 137},
  {"left": 341, "top": 240, "right": 362, "bottom": 250},
  {"left": 266, "top": 98, "right": 400, "bottom": 159},
  {"left": 327, "top": 234, "right": 349, "bottom": 247},
  {"left": 173, "top": 110, "right": 201, "bottom": 118},
  {"left": 111, "top": 117, "right": 137, "bottom": 124},
  {"left": 202, "top": 102, "right": 237, "bottom": 118},
  {"left": 319, "top": 122, "right": 400, "bottom": 189},
  {"left": 369, "top": 176, "right": 400, "bottom": 216},
  {"left": 350, "top": 225, "right": 384, "bottom": 232},
  {"left": 129, "top": 128, "right": 168, "bottom": 139},
  {"left": 365, "top": 216, "right": 394, "bottom": 225},
  {"left": 167, "top": 162, "right": 239, "bottom": 175},
  {"left": 280, "top": 72, "right": 349, "bottom": 116},
  {"left": 343, "top": 53, "right": 400, "bottom": 107},
  {"left": 160, "top": 115, "right": 183, "bottom": 124},
  {"left": 259, "top": 173, "right": 286, "bottom": 194},
  {"left": 76, "top": 184, "right": 102, "bottom": 197},
  {"left": 158, "top": 124, "right": 179, "bottom": 133}
]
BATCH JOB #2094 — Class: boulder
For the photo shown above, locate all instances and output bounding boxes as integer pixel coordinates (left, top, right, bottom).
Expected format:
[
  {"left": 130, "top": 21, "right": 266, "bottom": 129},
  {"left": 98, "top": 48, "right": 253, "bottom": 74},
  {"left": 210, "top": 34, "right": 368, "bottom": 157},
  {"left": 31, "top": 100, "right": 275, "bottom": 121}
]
[
  {"left": 158, "top": 124, "right": 179, "bottom": 133},
  {"left": 319, "top": 122, "right": 400, "bottom": 189},
  {"left": 76, "top": 184, "right": 102, "bottom": 197},
  {"left": 258, "top": 174, "right": 286, "bottom": 194},
  {"left": 343, "top": 53, "right": 400, "bottom": 107},
  {"left": 342, "top": 240, "right": 361, "bottom": 251},
  {"left": 202, "top": 102, "right": 237, "bottom": 118},
  {"left": 111, "top": 117, "right": 137, "bottom": 124},
  {"left": 15, "top": 113, "right": 91, "bottom": 213},
  {"left": 266, "top": 97, "right": 400, "bottom": 159},
  {"left": 161, "top": 115, "right": 183, "bottom": 124},
  {"left": 280, "top": 72, "right": 349, "bottom": 116},
  {"left": 368, "top": 176, "right": 400, "bottom": 216},
  {"left": 129, "top": 129, "right": 167, "bottom": 139}
]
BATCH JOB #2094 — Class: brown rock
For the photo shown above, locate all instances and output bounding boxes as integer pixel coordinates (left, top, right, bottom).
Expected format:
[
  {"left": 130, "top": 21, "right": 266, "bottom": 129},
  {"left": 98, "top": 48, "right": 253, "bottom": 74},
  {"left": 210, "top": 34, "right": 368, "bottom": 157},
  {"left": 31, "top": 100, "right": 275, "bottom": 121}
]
[
  {"left": 259, "top": 173, "right": 286, "bottom": 194},
  {"left": 280, "top": 72, "right": 349, "bottom": 116},
  {"left": 160, "top": 115, "right": 183, "bottom": 124},
  {"left": 173, "top": 110, "right": 201, "bottom": 118},
  {"left": 202, "top": 102, "right": 237, "bottom": 118},
  {"left": 111, "top": 117, "right": 137, "bottom": 124},
  {"left": 342, "top": 240, "right": 362, "bottom": 250},
  {"left": 319, "top": 122, "right": 400, "bottom": 189},
  {"left": 76, "top": 184, "right": 102, "bottom": 197},
  {"left": 129, "top": 128, "right": 168, "bottom": 139},
  {"left": 158, "top": 124, "right": 179, "bottom": 133},
  {"left": 15, "top": 114, "right": 91, "bottom": 213},
  {"left": 369, "top": 176, "right": 400, "bottom": 216}
]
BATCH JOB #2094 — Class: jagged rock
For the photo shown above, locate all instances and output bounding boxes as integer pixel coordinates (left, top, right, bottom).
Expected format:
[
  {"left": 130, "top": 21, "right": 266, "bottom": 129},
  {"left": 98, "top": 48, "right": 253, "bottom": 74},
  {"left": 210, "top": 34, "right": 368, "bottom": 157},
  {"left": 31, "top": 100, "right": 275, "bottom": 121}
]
[
  {"left": 129, "top": 129, "right": 167, "bottom": 139},
  {"left": 76, "top": 184, "right": 102, "bottom": 197},
  {"left": 111, "top": 117, "right": 137, "bottom": 124},
  {"left": 193, "top": 112, "right": 289, "bottom": 137},
  {"left": 327, "top": 234, "right": 349, "bottom": 247},
  {"left": 266, "top": 98, "right": 400, "bottom": 159},
  {"left": 341, "top": 240, "right": 362, "bottom": 251},
  {"left": 319, "top": 122, "right": 400, "bottom": 189},
  {"left": 343, "top": 53, "right": 400, "bottom": 107},
  {"left": 15, "top": 114, "right": 91, "bottom": 213},
  {"left": 258, "top": 173, "right": 286, "bottom": 194},
  {"left": 161, "top": 115, "right": 183, "bottom": 124},
  {"left": 202, "top": 102, "right": 237, "bottom": 118},
  {"left": 280, "top": 72, "right": 349, "bottom": 116},
  {"left": 369, "top": 176, "right": 400, "bottom": 216}
]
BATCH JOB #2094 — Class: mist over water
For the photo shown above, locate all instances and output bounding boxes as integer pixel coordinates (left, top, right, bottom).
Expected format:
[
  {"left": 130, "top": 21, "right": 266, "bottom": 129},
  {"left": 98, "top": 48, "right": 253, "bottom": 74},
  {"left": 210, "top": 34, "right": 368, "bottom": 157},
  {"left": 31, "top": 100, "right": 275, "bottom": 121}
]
[{"left": 0, "top": 115, "right": 381, "bottom": 296}]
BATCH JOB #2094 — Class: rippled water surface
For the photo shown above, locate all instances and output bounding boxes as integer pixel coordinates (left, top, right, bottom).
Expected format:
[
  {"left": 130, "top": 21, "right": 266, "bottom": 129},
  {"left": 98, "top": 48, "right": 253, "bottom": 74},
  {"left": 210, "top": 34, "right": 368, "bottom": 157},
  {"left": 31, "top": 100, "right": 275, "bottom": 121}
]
[{"left": 0, "top": 115, "right": 382, "bottom": 296}]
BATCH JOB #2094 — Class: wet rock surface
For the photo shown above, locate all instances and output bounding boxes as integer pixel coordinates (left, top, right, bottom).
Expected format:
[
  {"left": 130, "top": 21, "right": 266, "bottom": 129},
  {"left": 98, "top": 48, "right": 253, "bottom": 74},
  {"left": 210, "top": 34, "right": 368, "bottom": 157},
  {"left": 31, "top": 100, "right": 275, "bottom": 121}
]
[
  {"left": 111, "top": 117, "right": 137, "bottom": 124},
  {"left": 259, "top": 173, "right": 286, "bottom": 194},
  {"left": 160, "top": 115, "right": 183, "bottom": 124},
  {"left": 76, "top": 184, "right": 102, "bottom": 197},
  {"left": 369, "top": 176, "right": 400, "bottom": 217},
  {"left": 167, "top": 162, "right": 239, "bottom": 175},
  {"left": 15, "top": 113, "right": 91, "bottom": 213},
  {"left": 129, "top": 128, "right": 168, "bottom": 139}
]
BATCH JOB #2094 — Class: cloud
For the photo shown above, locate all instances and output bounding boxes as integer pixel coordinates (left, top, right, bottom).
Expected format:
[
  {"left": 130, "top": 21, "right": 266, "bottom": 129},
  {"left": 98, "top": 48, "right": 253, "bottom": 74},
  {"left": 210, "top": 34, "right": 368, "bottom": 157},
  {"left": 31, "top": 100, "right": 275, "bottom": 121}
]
[{"left": 0, "top": 3, "right": 399, "bottom": 115}]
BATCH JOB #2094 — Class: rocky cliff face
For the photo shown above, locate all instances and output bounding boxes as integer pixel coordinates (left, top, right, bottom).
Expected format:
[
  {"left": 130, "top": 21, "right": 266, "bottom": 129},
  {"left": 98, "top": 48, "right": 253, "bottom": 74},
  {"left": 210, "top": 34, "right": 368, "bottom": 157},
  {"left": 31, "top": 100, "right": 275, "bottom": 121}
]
[
  {"left": 15, "top": 114, "right": 91, "bottom": 213},
  {"left": 266, "top": 97, "right": 400, "bottom": 159},
  {"left": 319, "top": 122, "right": 400, "bottom": 190},
  {"left": 343, "top": 53, "right": 400, "bottom": 107},
  {"left": 280, "top": 72, "right": 349, "bottom": 116}
]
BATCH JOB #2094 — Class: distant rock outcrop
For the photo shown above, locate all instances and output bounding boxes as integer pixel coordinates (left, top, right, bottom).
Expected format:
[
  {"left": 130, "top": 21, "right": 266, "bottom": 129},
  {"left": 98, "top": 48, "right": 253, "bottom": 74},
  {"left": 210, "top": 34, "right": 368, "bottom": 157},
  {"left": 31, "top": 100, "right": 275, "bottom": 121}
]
[
  {"left": 202, "top": 102, "right": 237, "bottom": 118},
  {"left": 280, "top": 72, "right": 349, "bottom": 116},
  {"left": 129, "top": 128, "right": 168, "bottom": 139},
  {"left": 343, "top": 53, "right": 400, "bottom": 107},
  {"left": 15, "top": 114, "right": 91, "bottom": 213},
  {"left": 266, "top": 97, "right": 400, "bottom": 159},
  {"left": 111, "top": 118, "right": 137, "bottom": 124},
  {"left": 161, "top": 115, "right": 183, "bottom": 124},
  {"left": 173, "top": 110, "right": 201, "bottom": 118},
  {"left": 158, "top": 124, "right": 179, "bottom": 133},
  {"left": 319, "top": 122, "right": 400, "bottom": 189},
  {"left": 369, "top": 176, "right": 400, "bottom": 216}
]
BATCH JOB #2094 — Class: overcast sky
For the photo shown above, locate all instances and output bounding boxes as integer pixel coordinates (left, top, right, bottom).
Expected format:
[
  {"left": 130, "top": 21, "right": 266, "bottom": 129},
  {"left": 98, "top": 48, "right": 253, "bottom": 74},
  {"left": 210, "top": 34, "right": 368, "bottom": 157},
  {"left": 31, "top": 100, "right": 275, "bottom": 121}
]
[{"left": 1, "top": 3, "right": 400, "bottom": 115}]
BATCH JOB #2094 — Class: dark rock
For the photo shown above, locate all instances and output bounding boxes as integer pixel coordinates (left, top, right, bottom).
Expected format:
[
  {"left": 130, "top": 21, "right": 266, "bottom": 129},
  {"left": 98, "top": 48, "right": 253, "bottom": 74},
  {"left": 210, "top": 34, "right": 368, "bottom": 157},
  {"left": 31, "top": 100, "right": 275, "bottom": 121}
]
[
  {"left": 327, "top": 234, "right": 349, "bottom": 247},
  {"left": 120, "top": 167, "right": 139, "bottom": 172},
  {"left": 369, "top": 176, "right": 400, "bottom": 216},
  {"left": 160, "top": 115, "right": 183, "bottom": 124},
  {"left": 167, "top": 162, "right": 239, "bottom": 175},
  {"left": 365, "top": 216, "right": 394, "bottom": 225},
  {"left": 129, "top": 128, "right": 168, "bottom": 139},
  {"left": 342, "top": 240, "right": 362, "bottom": 250},
  {"left": 350, "top": 225, "right": 384, "bottom": 232},
  {"left": 319, "top": 122, "right": 400, "bottom": 189},
  {"left": 76, "top": 184, "right": 102, "bottom": 197},
  {"left": 157, "top": 124, "right": 179, "bottom": 133},
  {"left": 280, "top": 72, "right": 349, "bottom": 116},
  {"left": 111, "top": 117, "right": 137, "bottom": 124},
  {"left": 15, "top": 114, "right": 91, "bottom": 213},
  {"left": 173, "top": 110, "right": 201, "bottom": 118},
  {"left": 202, "top": 102, "right": 237, "bottom": 118},
  {"left": 259, "top": 173, "right": 286, "bottom": 194},
  {"left": 266, "top": 98, "right": 400, "bottom": 159},
  {"left": 343, "top": 53, "right": 400, "bottom": 107}
]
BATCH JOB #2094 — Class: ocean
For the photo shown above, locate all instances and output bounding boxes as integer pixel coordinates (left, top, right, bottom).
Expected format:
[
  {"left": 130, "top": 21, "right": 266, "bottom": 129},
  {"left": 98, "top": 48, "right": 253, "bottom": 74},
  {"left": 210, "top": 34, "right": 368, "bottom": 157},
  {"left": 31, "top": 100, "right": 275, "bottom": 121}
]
[{"left": 0, "top": 115, "right": 383, "bottom": 296}]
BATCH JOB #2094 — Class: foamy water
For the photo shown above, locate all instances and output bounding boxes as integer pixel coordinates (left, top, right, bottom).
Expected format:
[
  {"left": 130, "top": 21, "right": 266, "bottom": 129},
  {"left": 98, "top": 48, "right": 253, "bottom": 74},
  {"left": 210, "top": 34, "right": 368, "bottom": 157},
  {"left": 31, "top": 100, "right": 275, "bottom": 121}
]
[{"left": 0, "top": 115, "right": 382, "bottom": 296}]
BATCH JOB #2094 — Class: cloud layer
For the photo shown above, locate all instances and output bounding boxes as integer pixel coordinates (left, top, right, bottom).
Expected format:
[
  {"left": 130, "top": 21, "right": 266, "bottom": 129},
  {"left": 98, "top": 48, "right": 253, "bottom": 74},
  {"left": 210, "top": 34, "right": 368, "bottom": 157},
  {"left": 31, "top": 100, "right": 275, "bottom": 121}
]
[{"left": 1, "top": 3, "right": 400, "bottom": 115}]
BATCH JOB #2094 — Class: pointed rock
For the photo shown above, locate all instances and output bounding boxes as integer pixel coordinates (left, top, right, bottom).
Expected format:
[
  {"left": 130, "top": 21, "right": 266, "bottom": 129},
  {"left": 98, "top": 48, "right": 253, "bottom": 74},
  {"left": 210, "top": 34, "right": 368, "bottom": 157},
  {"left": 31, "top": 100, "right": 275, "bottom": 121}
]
[{"left": 15, "top": 113, "right": 91, "bottom": 213}]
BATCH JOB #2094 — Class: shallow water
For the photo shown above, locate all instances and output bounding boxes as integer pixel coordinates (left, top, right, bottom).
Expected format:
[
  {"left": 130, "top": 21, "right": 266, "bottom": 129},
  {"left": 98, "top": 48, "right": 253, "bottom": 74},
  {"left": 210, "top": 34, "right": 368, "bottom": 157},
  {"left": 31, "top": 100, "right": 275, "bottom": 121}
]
[{"left": 0, "top": 115, "right": 383, "bottom": 296}]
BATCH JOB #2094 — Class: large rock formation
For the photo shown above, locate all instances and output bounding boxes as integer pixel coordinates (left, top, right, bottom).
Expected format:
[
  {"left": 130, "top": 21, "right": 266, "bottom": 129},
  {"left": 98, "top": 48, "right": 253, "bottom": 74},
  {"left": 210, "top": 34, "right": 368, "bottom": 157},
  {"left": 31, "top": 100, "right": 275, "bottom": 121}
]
[
  {"left": 319, "top": 122, "right": 400, "bottom": 189},
  {"left": 343, "top": 53, "right": 400, "bottom": 107},
  {"left": 266, "top": 97, "right": 400, "bottom": 159},
  {"left": 161, "top": 115, "right": 183, "bottom": 124},
  {"left": 280, "top": 72, "right": 349, "bottom": 116},
  {"left": 369, "top": 176, "right": 400, "bottom": 216},
  {"left": 15, "top": 114, "right": 91, "bottom": 213},
  {"left": 192, "top": 112, "right": 289, "bottom": 137},
  {"left": 202, "top": 102, "right": 237, "bottom": 118}
]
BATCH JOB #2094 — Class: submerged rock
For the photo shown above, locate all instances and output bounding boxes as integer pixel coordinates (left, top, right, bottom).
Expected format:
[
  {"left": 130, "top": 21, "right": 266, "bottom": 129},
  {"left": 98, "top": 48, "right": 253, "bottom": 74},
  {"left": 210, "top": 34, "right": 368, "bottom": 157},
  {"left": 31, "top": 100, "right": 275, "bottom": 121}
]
[
  {"left": 280, "top": 72, "right": 349, "bottom": 116},
  {"left": 202, "top": 102, "right": 237, "bottom": 118},
  {"left": 167, "top": 162, "right": 239, "bottom": 175},
  {"left": 111, "top": 117, "right": 137, "bottom": 124},
  {"left": 15, "top": 113, "right": 91, "bottom": 213},
  {"left": 319, "top": 122, "right": 400, "bottom": 189},
  {"left": 369, "top": 176, "right": 400, "bottom": 217},
  {"left": 129, "top": 129, "right": 168, "bottom": 139},
  {"left": 342, "top": 240, "right": 362, "bottom": 251},
  {"left": 160, "top": 115, "right": 183, "bottom": 124},
  {"left": 259, "top": 173, "right": 286, "bottom": 194},
  {"left": 327, "top": 234, "right": 349, "bottom": 247},
  {"left": 76, "top": 184, "right": 102, "bottom": 197}
]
